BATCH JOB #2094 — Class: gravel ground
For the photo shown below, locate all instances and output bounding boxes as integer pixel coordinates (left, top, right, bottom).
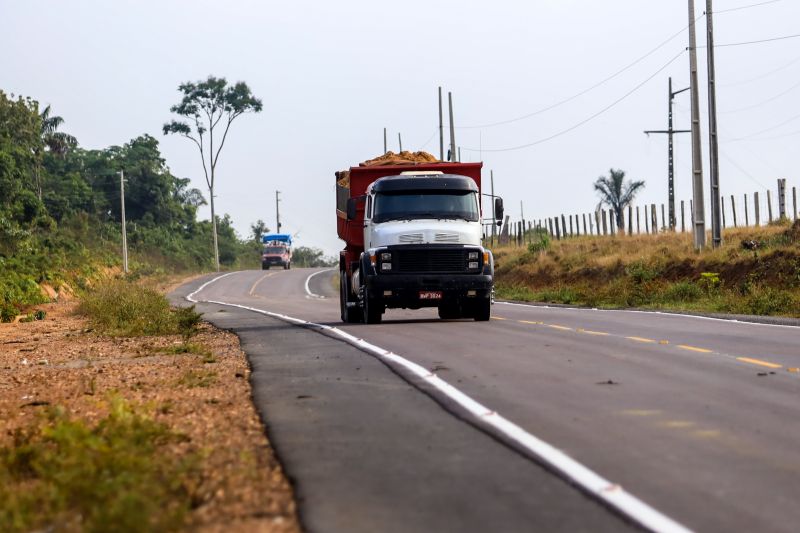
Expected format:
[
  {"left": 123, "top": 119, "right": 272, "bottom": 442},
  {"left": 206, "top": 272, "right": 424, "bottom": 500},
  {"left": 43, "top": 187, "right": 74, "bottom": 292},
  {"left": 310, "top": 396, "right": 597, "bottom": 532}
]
[{"left": 0, "top": 297, "right": 301, "bottom": 532}]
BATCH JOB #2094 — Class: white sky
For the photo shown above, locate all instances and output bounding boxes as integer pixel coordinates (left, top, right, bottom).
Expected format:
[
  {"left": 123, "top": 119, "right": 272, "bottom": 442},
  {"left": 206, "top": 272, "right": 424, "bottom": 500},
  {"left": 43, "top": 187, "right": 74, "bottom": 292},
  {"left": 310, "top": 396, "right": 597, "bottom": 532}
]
[{"left": 3, "top": 0, "right": 799, "bottom": 255}]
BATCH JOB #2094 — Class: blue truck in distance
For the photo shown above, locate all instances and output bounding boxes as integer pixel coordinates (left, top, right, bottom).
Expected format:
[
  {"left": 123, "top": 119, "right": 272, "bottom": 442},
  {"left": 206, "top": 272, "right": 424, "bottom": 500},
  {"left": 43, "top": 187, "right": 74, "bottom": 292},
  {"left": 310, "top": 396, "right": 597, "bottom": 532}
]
[{"left": 261, "top": 233, "right": 292, "bottom": 270}]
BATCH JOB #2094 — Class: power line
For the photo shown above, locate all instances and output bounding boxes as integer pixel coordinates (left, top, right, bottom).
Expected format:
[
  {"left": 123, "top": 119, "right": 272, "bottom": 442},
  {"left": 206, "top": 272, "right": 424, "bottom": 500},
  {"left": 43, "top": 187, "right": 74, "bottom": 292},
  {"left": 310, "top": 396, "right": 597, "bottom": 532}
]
[
  {"left": 728, "top": 111, "right": 800, "bottom": 140},
  {"left": 462, "top": 49, "right": 686, "bottom": 153},
  {"left": 457, "top": 19, "right": 698, "bottom": 130},
  {"left": 719, "top": 78, "right": 800, "bottom": 114},
  {"left": 719, "top": 53, "right": 800, "bottom": 87},
  {"left": 715, "top": 0, "right": 781, "bottom": 14},
  {"left": 713, "top": 32, "right": 800, "bottom": 48},
  {"left": 718, "top": 148, "right": 769, "bottom": 189}
]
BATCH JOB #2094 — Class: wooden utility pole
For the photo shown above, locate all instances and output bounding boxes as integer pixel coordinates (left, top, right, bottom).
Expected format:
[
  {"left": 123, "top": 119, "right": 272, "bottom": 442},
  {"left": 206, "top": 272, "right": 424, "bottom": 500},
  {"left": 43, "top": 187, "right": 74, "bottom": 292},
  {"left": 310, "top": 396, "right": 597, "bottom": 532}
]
[
  {"left": 644, "top": 77, "right": 690, "bottom": 230},
  {"left": 398, "top": 133, "right": 403, "bottom": 152},
  {"left": 448, "top": 92, "right": 456, "bottom": 162},
  {"left": 383, "top": 128, "right": 387, "bottom": 154},
  {"left": 276, "top": 190, "right": 282, "bottom": 233},
  {"left": 119, "top": 170, "right": 128, "bottom": 274},
  {"left": 688, "top": 0, "right": 706, "bottom": 249},
  {"left": 778, "top": 178, "right": 787, "bottom": 219},
  {"left": 706, "top": 0, "right": 722, "bottom": 247},
  {"left": 438, "top": 87, "right": 444, "bottom": 161}
]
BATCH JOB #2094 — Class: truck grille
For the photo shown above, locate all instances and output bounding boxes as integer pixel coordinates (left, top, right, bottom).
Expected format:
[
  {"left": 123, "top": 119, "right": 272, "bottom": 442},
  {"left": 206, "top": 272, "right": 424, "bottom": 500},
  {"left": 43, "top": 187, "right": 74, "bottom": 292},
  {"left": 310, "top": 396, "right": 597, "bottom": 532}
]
[{"left": 393, "top": 248, "right": 472, "bottom": 273}]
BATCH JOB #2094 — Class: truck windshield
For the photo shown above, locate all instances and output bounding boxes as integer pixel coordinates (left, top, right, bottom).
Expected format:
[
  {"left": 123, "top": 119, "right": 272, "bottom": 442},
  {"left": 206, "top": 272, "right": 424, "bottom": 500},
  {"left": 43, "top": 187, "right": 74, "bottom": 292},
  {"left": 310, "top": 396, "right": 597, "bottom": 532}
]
[
  {"left": 372, "top": 191, "right": 479, "bottom": 223},
  {"left": 263, "top": 246, "right": 286, "bottom": 254}
]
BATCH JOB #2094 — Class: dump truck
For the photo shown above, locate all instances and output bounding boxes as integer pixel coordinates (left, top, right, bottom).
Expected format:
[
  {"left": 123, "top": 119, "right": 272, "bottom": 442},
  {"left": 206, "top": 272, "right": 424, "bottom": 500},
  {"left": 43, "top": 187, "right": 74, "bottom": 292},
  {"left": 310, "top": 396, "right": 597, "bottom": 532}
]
[
  {"left": 336, "top": 151, "right": 504, "bottom": 324},
  {"left": 262, "top": 233, "right": 292, "bottom": 270}
]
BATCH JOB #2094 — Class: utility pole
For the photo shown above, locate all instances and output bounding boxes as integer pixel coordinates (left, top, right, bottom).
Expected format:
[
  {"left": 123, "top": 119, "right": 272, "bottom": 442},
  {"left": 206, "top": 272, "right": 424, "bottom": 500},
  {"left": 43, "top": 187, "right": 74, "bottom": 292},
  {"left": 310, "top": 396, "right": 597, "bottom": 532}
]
[
  {"left": 448, "top": 92, "right": 456, "bottom": 162},
  {"left": 383, "top": 128, "right": 387, "bottom": 154},
  {"left": 438, "top": 87, "right": 444, "bottom": 161},
  {"left": 706, "top": 0, "right": 722, "bottom": 248},
  {"left": 688, "top": 0, "right": 706, "bottom": 249},
  {"left": 644, "top": 77, "right": 690, "bottom": 231},
  {"left": 275, "top": 190, "right": 282, "bottom": 234},
  {"left": 398, "top": 132, "right": 403, "bottom": 152},
  {"left": 119, "top": 170, "right": 128, "bottom": 274},
  {"left": 491, "top": 170, "right": 496, "bottom": 245}
]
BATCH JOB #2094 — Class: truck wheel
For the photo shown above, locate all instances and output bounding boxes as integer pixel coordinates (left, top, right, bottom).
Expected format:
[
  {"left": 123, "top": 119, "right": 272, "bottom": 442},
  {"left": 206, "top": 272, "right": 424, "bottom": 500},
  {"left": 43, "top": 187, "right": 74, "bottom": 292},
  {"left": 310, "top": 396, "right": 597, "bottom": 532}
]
[
  {"left": 473, "top": 299, "right": 491, "bottom": 322},
  {"left": 340, "top": 270, "right": 362, "bottom": 323},
  {"left": 262, "top": 264, "right": 268, "bottom": 270},
  {"left": 363, "top": 287, "right": 383, "bottom": 324}
]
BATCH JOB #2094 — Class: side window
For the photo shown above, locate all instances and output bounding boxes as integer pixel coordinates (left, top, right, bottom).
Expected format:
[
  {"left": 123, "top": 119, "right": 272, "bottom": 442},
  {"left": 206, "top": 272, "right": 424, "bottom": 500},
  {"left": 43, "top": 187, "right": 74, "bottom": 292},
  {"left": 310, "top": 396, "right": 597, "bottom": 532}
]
[{"left": 366, "top": 196, "right": 373, "bottom": 220}]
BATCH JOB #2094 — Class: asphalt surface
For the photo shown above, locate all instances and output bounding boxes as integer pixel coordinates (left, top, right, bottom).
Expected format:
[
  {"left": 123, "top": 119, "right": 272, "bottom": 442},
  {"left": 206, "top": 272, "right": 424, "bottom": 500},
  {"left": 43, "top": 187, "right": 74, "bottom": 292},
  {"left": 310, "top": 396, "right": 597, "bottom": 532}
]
[{"left": 173, "top": 268, "right": 800, "bottom": 533}]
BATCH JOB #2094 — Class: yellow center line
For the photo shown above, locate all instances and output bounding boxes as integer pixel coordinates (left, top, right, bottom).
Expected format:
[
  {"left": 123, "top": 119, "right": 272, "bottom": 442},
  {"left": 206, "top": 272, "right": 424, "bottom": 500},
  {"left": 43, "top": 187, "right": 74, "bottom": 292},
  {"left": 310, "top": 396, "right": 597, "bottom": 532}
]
[
  {"left": 626, "top": 336, "right": 656, "bottom": 343},
  {"left": 518, "top": 320, "right": 543, "bottom": 325},
  {"left": 736, "top": 357, "right": 782, "bottom": 369},
  {"left": 677, "top": 344, "right": 713, "bottom": 353},
  {"left": 581, "top": 330, "right": 609, "bottom": 336},
  {"left": 548, "top": 324, "right": 572, "bottom": 331},
  {"left": 491, "top": 316, "right": 507, "bottom": 321},
  {"left": 248, "top": 272, "right": 274, "bottom": 296}
]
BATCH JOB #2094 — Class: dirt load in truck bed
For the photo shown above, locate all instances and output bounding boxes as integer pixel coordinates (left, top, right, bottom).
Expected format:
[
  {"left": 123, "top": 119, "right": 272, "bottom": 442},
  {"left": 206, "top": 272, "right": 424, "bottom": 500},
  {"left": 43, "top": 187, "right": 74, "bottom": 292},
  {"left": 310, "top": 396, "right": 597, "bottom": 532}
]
[{"left": 336, "top": 151, "right": 439, "bottom": 187}]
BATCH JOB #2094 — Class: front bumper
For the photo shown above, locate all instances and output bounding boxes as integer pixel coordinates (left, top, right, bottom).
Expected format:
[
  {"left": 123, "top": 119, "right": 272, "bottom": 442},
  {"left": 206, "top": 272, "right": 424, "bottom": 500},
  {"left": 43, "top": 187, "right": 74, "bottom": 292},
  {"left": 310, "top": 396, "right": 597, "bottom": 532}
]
[{"left": 365, "top": 273, "right": 492, "bottom": 308}]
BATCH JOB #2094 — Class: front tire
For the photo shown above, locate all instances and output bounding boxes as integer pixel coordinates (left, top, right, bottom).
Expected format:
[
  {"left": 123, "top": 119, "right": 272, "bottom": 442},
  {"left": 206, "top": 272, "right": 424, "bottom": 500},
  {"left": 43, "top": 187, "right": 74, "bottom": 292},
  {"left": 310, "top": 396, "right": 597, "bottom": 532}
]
[
  {"left": 473, "top": 299, "right": 491, "bottom": 321},
  {"left": 363, "top": 286, "right": 383, "bottom": 324},
  {"left": 340, "top": 269, "right": 362, "bottom": 323}
]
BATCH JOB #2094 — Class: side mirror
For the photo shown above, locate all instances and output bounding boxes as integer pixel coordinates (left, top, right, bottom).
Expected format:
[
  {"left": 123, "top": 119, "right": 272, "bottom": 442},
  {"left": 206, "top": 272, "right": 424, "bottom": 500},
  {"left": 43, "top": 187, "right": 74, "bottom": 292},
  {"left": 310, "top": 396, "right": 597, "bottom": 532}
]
[
  {"left": 346, "top": 198, "right": 358, "bottom": 220},
  {"left": 346, "top": 195, "right": 365, "bottom": 221},
  {"left": 494, "top": 197, "right": 504, "bottom": 223}
]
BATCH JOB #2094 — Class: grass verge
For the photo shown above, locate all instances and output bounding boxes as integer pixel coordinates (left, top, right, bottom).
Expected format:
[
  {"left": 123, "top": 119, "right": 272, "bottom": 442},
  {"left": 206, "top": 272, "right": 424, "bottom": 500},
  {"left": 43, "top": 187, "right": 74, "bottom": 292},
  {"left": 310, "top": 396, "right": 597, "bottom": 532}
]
[
  {"left": 493, "top": 220, "right": 800, "bottom": 317},
  {"left": 0, "top": 395, "right": 199, "bottom": 533}
]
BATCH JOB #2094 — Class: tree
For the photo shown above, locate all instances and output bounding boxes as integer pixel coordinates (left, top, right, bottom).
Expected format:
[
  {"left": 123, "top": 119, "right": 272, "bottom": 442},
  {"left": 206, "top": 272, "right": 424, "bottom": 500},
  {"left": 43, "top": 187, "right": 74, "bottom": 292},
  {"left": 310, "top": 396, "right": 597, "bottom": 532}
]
[
  {"left": 250, "top": 219, "right": 269, "bottom": 243},
  {"left": 593, "top": 169, "right": 645, "bottom": 234},
  {"left": 163, "top": 76, "right": 262, "bottom": 271},
  {"left": 36, "top": 104, "right": 77, "bottom": 200},
  {"left": 291, "top": 246, "right": 337, "bottom": 268}
]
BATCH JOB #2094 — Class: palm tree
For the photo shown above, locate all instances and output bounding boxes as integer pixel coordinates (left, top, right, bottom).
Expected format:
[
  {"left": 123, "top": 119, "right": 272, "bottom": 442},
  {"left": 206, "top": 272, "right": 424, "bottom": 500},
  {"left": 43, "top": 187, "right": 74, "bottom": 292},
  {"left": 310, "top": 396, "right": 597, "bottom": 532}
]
[
  {"left": 34, "top": 105, "right": 77, "bottom": 200},
  {"left": 593, "top": 169, "right": 645, "bottom": 234}
]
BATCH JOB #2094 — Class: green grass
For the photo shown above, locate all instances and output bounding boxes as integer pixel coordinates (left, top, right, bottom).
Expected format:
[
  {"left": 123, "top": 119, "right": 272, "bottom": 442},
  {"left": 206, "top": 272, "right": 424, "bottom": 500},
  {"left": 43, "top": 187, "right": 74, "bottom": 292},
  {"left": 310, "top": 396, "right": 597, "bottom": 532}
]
[
  {"left": 78, "top": 279, "right": 202, "bottom": 337},
  {"left": 0, "top": 396, "right": 198, "bottom": 532},
  {"left": 493, "top": 221, "right": 800, "bottom": 317}
]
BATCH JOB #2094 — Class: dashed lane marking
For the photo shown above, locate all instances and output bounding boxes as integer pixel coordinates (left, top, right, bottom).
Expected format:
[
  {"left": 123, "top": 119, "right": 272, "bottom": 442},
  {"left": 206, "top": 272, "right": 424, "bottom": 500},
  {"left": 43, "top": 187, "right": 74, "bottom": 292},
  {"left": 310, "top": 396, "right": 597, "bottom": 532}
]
[
  {"left": 518, "top": 320, "right": 544, "bottom": 325},
  {"left": 626, "top": 336, "right": 657, "bottom": 343},
  {"left": 491, "top": 316, "right": 508, "bottom": 321},
  {"left": 677, "top": 345, "right": 713, "bottom": 354},
  {"left": 548, "top": 324, "right": 572, "bottom": 331},
  {"left": 736, "top": 357, "right": 782, "bottom": 369}
]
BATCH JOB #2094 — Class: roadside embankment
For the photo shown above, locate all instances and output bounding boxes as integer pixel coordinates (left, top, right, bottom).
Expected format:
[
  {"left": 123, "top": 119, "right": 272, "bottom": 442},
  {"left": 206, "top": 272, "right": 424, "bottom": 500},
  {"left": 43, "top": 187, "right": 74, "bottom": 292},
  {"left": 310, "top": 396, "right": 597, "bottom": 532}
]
[
  {"left": 494, "top": 220, "right": 800, "bottom": 317},
  {"left": 0, "top": 277, "right": 299, "bottom": 532}
]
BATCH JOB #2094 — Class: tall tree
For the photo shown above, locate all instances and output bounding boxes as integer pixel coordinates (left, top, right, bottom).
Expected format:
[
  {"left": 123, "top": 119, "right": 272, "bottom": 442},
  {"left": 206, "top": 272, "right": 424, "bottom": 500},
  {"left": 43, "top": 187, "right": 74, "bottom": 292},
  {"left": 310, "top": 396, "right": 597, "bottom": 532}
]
[
  {"left": 36, "top": 105, "right": 77, "bottom": 200},
  {"left": 250, "top": 219, "right": 269, "bottom": 243},
  {"left": 163, "top": 76, "right": 262, "bottom": 270},
  {"left": 593, "top": 169, "right": 645, "bottom": 234}
]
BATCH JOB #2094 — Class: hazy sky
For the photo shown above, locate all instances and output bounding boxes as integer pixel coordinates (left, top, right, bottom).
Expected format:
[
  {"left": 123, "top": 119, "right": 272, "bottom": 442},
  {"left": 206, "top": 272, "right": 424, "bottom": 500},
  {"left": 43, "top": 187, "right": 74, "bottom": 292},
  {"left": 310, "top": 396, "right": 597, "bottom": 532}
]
[{"left": 3, "top": 0, "right": 799, "bottom": 255}]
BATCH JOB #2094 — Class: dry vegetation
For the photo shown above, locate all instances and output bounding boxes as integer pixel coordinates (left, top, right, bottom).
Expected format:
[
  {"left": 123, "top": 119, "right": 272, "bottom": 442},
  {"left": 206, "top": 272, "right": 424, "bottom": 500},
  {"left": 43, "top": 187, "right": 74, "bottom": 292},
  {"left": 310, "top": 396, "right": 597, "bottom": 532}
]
[
  {"left": 0, "top": 279, "right": 299, "bottom": 532},
  {"left": 494, "top": 220, "right": 800, "bottom": 317}
]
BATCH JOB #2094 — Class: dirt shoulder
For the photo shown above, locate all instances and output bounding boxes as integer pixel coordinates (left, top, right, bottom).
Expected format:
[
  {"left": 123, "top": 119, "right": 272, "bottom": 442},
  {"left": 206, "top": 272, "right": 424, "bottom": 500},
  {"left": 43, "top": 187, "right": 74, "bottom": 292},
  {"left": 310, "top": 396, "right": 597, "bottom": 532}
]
[{"left": 0, "top": 297, "right": 300, "bottom": 532}]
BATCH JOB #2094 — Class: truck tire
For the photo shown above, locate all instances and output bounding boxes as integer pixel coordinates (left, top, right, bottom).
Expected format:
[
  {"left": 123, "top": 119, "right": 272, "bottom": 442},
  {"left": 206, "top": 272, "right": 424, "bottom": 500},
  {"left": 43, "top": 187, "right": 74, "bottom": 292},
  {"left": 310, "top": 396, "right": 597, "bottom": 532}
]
[
  {"left": 363, "top": 286, "right": 383, "bottom": 324},
  {"left": 473, "top": 299, "right": 491, "bottom": 321},
  {"left": 340, "top": 269, "right": 362, "bottom": 323},
  {"left": 262, "top": 263, "right": 268, "bottom": 270}
]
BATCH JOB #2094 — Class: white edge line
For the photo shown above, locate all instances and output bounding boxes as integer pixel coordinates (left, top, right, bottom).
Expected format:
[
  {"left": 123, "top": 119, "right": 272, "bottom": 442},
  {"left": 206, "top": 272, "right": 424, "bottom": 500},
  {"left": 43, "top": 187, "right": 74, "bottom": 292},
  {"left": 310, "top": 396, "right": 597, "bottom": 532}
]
[
  {"left": 497, "top": 301, "right": 800, "bottom": 330},
  {"left": 304, "top": 268, "right": 334, "bottom": 299},
  {"left": 187, "top": 272, "right": 692, "bottom": 533}
]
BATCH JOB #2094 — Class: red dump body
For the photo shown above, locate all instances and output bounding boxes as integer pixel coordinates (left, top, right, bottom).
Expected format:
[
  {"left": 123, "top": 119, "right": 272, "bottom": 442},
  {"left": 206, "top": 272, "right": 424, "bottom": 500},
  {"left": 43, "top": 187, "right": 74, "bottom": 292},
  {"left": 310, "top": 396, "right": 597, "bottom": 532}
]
[{"left": 336, "top": 162, "right": 482, "bottom": 267}]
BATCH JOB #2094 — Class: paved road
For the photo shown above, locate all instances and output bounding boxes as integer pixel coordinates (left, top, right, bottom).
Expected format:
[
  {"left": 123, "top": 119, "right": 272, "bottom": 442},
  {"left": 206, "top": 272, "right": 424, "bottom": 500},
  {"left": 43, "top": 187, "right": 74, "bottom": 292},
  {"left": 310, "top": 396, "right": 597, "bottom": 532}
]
[{"left": 173, "top": 268, "right": 800, "bottom": 533}]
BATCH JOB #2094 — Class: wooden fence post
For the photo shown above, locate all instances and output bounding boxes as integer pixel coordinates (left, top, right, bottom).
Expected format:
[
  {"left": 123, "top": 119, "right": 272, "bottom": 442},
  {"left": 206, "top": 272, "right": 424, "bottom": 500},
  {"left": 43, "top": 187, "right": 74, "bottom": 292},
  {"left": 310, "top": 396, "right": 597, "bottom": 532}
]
[
  {"left": 690, "top": 200, "right": 694, "bottom": 235},
  {"left": 680, "top": 201, "right": 685, "bottom": 232},
  {"left": 721, "top": 196, "right": 726, "bottom": 228},
  {"left": 582, "top": 213, "right": 587, "bottom": 235},
  {"left": 651, "top": 204, "right": 657, "bottom": 234},
  {"left": 744, "top": 194, "right": 749, "bottom": 226},
  {"left": 569, "top": 215, "right": 574, "bottom": 237},
  {"left": 730, "top": 194, "right": 737, "bottom": 227},
  {"left": 660, "top": 204, "right": 665, "bottom": 231},
  {"left": 755, "top": 191, "right": 760, "bottom": 226},
  {"left": 561, "top": 214, "right": 567, "bottom": 239},
  {"left": 767, "top": 190, "right": 773, "bottom": 222},
  {"left": 555, "top": 217, "right": 561, "bottom": 240},
  {"left": 628, "top": 205, "right": 633, "bottom": 235},
  {"left": 778, "top": 179, "right": 787, "bottom": 220},
  {"left": 793, "top": 186, "right": 798, "bottom": 221},
  {"left": 601, "top": 210, "right": 608, "bottom": 235}
]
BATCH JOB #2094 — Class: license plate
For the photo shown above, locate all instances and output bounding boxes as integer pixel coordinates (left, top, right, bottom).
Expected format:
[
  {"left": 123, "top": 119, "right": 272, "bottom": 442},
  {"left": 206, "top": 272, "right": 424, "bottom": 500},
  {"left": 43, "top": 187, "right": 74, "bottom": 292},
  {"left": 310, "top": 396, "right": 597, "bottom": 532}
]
[{"left": 419, "top": 290, "right": 443, "bottom": 300}]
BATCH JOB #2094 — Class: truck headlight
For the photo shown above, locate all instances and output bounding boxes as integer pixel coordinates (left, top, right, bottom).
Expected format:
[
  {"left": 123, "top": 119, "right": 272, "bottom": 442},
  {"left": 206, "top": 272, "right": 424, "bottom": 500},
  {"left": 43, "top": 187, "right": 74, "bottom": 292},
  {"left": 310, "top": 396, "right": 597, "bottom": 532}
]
[
  {"left": 381, "top": 263, "right": 392, "bottom": 271},
  {"left": 468, "top": 261, "right": 479, "bottom": 269},
  {"left": 380, "top": 252, "right": 392, "bottom": 261},
  {"left": 468, "top": 251, "right": 479, "bottom": 260}
]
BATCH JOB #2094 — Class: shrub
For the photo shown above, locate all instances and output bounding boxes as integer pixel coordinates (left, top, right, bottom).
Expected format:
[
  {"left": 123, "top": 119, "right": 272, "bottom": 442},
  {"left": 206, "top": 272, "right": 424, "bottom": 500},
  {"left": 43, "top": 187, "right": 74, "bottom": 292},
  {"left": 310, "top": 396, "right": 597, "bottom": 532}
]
[
  {"left": 744, "top": 287, "right": 797, "bottom": 316},
  {"left": 79, "top": 279, "right": 178, "bottom": 336},
  {"left": 0, "top": 396, "right": 197, "bottom": 532},
  {"left": 663, "top": 281, "right": 702, "bottom": 303}
]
